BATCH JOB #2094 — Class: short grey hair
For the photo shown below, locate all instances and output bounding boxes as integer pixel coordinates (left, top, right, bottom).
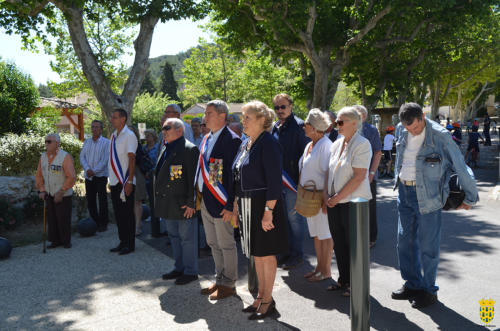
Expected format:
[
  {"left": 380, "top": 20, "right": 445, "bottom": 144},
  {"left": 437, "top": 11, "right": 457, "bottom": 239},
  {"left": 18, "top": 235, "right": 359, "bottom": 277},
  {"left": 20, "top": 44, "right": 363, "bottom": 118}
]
[
  {"left": 353, "top": 104, "right": 368, "bottom": 120},
  {"left": 337, "top": 106, "right": 362, "bottom": 130},
  {"left": 46, "top": 133, "right": 61, "bottom": 143},
  {"left": 325, "top": 110, "right": 336, "bottom": 121},
  {"left": 206, "top": 99, "right": 229, "bottom": 119},
  {"left": 165, "top": 118, "right": 185, "bottom": 133},
  {"left": 229, "top": 121, "right": 243, "bottom": 131},
  {"left": 167, "top": 103, "right": 182, "bottom": 114},
  {"left": 191, "top": 117, "right": 202, "bottom": 125},
  {"left": 305, "top": 108, "right": 331, "bottom": 132}
]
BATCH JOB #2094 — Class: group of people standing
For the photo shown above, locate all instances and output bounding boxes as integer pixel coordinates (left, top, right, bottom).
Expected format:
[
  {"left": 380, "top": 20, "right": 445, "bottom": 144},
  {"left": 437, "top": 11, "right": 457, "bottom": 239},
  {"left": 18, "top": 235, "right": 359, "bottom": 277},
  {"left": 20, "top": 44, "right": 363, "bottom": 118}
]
[{"left": 34, "top": 94, "right": 478, "bottom": 319}]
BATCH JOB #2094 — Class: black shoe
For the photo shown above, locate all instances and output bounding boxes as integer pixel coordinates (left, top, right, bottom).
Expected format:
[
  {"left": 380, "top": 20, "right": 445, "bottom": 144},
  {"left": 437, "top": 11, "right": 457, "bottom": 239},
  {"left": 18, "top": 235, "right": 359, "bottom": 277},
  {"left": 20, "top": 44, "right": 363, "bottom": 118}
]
[
  {"left": 411, "top": 291, "right": 438, "bottom": 308},
  {"left": 277, "top": 255, "right": 289, "bottom": 267},
  {"left": 242, "top": 298, "right": 262, "bottom": 313},
  {"left": 391, "top": 286, "right": 421, "bottom": 300},
  {"left": 118, "top": 247, "right": 133, "bottom": 255},
  {"left": 47, "top": 243, "right": 60, "bottom": 249},
  {"left": 248, "top": 299, "right": 276, "bottom": 320},
  {"left": 175, "top": 274, "right": 198, "bottom": 285},
  {"left": 110, "top": 245, "right": 123, "bottom": 252},
  {"left": 63, "top": 243, "right": 72, "bottom": 249},
  {"left": 162, "top": 270, "right": 183, "bottom": 280}
]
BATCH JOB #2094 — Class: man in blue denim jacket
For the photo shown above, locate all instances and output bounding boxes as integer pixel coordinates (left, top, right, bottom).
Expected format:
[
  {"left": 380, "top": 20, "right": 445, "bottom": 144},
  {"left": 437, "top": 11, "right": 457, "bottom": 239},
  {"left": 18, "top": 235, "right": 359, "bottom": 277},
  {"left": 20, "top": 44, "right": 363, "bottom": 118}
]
[{"left": 391, "top": 103, "right": 478, "bottom": 308}]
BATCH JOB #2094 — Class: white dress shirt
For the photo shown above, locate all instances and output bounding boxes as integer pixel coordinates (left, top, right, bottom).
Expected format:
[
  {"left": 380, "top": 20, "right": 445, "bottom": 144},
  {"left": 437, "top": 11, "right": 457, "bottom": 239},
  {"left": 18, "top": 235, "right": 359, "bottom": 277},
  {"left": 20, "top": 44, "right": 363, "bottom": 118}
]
[
  {"left": 108, "top": 125, "right": 138, "bottom": 186},
  {"left": 80, "top": 136, "right": 110, "bottom": 179}
]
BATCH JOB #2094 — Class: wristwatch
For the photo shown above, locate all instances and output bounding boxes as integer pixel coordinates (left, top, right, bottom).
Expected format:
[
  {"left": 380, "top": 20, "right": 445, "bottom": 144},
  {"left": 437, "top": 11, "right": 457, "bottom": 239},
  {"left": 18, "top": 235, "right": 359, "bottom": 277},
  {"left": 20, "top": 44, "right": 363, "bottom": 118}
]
[
  {"left": 264, "top": 206, "right": 273, "bottom": 212},
  {"left": 369, "top": 171, "right": 375, "bottom": 175}
]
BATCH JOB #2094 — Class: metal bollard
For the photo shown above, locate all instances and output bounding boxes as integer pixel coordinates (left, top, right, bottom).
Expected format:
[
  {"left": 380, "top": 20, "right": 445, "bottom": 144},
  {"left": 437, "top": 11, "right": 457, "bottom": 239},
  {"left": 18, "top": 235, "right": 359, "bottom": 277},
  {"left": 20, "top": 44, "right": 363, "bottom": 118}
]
[{"left": 349, "top": 197, "right": 370, "bottom": 331}]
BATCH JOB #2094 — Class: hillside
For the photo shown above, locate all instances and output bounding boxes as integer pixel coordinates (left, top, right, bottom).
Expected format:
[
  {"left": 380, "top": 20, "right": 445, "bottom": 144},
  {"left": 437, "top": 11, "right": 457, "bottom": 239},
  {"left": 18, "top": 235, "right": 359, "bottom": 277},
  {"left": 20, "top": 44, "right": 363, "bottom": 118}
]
[{"left": 146, "top": 46, "right": 201, "bottom": 84}]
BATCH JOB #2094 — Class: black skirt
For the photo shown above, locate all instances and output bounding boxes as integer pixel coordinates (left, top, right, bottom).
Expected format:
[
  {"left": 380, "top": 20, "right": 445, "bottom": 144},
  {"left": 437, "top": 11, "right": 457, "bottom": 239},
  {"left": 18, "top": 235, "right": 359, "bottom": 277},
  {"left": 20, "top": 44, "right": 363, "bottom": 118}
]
[{"left": 238, "top": 194, "right": 289, "bottom": 257}]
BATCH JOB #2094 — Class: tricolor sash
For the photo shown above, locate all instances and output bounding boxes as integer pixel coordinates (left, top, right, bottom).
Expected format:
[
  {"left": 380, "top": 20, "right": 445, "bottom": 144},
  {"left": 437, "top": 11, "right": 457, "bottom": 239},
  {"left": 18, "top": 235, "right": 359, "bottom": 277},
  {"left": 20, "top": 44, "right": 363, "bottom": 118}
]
[
  {"left": 198, "top": 134, "right": 228, "bottom": 205},
  {"left": 110, "top": 134, "right": 129, "bottom": 201},
  {"left": 282, "top": 170, "right": 297, "bottom": 193}
]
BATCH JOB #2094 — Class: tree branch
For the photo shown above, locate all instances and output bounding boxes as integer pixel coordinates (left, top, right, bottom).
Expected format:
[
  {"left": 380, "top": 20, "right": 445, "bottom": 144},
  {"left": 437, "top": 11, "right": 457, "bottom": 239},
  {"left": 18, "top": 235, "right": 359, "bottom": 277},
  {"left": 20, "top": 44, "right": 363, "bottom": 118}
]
[
  {"left": 375, "top": 19, "right": 430, "bottom": 48},
  {"left": 451, "top": 63, "right": 490, "bottom": 89},
  {"left": 5, "top": 0, "right": 50, "bottom": 16},
  {"left": 343, "top": 4, "right": 392, "bottom": 60}
]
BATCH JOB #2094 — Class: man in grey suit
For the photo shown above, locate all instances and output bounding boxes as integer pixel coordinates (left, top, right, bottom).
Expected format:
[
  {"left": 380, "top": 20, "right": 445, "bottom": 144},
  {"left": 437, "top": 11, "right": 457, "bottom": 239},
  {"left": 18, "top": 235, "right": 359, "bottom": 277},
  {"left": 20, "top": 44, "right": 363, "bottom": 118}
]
[{"left": 155, "top": 118, "right": 200, "bottom": 285}]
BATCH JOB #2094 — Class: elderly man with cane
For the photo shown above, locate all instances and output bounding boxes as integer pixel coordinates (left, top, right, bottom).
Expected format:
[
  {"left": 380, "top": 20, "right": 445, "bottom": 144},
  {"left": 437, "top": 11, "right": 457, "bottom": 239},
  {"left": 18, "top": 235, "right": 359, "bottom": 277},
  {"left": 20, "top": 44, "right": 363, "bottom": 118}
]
[{"left": 36, "top": 133, "right": 76, "bottom": 249}]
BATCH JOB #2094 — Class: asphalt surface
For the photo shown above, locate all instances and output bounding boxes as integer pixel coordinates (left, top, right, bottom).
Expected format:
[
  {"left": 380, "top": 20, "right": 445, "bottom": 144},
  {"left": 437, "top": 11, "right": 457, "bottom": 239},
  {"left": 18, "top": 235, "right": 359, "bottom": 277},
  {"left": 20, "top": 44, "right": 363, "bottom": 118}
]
[{"left": 1, "top": 133, "right": 499, "bottom": 331}]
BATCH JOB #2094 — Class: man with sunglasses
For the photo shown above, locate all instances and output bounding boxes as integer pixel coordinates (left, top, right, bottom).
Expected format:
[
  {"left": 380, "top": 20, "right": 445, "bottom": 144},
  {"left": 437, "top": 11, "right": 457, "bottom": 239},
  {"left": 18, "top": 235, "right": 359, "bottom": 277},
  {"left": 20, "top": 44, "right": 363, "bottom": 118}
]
[
  {"left": 161, "top": 104, "right": 194, "bottom": 143},
  {"left": 155, "top": 118, "right": 200, "bottom": 285},
  {"left": 391, "top": 103, "right": 478, "bottom": 308},
  {"left": 271, "top": 93, "right": 310, "bottom": 269},
  {"left": 36, "top": 133, "right": 76, "bottom": 249}
]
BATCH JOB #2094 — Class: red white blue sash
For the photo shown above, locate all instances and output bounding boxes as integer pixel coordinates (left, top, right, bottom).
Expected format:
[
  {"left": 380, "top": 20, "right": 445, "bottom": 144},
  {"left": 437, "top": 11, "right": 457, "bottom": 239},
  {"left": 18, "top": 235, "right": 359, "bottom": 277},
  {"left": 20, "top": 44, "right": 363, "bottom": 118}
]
[
  {"left": 110, "top": 134, "right": 129, "bottom": 199},
  {"left": 282, "top": 170, "right": 297, "bottom": 193},
  {"left": 199, "top": 134, "right": 228, "bottom": 205}
]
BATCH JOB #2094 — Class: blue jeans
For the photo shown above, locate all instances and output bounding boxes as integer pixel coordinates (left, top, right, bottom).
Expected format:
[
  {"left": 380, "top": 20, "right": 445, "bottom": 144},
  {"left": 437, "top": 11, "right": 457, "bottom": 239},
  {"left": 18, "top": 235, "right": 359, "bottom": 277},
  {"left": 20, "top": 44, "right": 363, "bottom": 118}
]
[
  {"left": 397, "top": 184, "right": 441, "bottom": 294},
  {"left": 165, "top": 218, "right": 198, "bottom": 276},
  {"left": 282, "top": 188, "right": 307, "bottom": 260}
]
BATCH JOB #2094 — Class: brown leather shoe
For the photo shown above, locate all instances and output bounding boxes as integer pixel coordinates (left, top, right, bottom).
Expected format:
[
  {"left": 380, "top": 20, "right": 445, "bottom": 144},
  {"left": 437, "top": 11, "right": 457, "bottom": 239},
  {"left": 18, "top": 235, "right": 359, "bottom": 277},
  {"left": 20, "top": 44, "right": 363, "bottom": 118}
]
[
  {"left": 209, "top": 285, "right": 236, "bottom": 300},
  {"left": 200, "top": 283, "right": 218, "bottom": 295}
]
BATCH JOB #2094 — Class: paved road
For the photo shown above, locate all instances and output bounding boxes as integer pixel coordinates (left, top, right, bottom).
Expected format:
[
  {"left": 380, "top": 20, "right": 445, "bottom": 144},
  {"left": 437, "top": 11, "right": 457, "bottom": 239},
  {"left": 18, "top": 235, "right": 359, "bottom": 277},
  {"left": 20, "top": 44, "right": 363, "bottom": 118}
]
[{"left": 1, "top": 135, "right": 499, "bottom": 330}]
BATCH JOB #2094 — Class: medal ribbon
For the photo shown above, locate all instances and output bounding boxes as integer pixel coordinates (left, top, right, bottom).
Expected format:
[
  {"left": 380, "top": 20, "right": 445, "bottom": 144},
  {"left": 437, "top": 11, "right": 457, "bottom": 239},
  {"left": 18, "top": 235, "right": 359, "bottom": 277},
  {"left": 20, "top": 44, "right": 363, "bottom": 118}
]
[{"left": 198, "top": 134, "right": 228, "bottom": 205}]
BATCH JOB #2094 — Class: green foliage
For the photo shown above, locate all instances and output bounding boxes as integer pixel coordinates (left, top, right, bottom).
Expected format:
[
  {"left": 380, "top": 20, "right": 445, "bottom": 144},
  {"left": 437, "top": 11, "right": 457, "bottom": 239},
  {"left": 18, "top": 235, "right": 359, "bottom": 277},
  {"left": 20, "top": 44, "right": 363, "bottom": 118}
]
[
  {"left": 0, "top": 133, "right": 83, "bottom": 176},
  {"left": 160, "top": 62, "right": 179, "bottom": 100},
  {"left": 131, "top": 92, "right": 175, "bottom": 132},
  {"left": 38, "top": 83, "right": 53, "bottom": 98},
  {"left": 180, "top": 41, "right": 298, "bottom": 108},
  {"left": 26, "top": 106, "right": 60, "bottom": 136},
  {"left": 22, "top": 194, "right": 44, "bottom": 220},
  {"left": 0, "top": 60, "right": 39, "bottom": 134},
  {"left": 140, "top": 71, "right": 157, "bottom": 96}
]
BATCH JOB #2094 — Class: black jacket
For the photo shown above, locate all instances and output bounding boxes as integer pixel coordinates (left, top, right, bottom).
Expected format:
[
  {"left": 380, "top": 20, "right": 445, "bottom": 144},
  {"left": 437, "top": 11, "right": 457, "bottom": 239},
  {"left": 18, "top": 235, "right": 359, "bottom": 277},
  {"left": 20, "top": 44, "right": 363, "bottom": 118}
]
[
  {"left": 271, "top": 114, "right": 310, "bottom": 186},
  {"left": 197, "top": 126, "right": 241, "bottom": 218},
  {"left": 154, "top": 137, "right": 199, "bottom": 220},
  {"left": 231, "top": 131, "right": 283, "bottom": 200}
]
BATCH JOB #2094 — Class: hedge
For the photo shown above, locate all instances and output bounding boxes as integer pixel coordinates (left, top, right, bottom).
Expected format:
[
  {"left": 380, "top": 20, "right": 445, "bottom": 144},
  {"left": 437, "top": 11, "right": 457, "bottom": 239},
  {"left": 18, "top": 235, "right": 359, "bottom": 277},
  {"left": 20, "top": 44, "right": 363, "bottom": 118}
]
[{"left": 0, "top": 133, "right": 83, "bottom": 176}]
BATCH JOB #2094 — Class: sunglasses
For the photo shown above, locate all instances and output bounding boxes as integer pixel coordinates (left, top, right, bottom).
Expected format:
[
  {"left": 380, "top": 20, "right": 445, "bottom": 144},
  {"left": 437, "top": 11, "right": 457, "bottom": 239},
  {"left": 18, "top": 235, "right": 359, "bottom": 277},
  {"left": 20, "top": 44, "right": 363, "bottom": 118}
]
[
  {"left": 162, "top": 125, "right": 172, "bottom": 131},
  {"left": 45, "top": 140, "right": 54, "bottom": 144},
  {"left": 335, "top": 119, "right": 349, "bottom": 126},
  {"left": 274, "top": 105, "right": 287, "bottom": 111}
]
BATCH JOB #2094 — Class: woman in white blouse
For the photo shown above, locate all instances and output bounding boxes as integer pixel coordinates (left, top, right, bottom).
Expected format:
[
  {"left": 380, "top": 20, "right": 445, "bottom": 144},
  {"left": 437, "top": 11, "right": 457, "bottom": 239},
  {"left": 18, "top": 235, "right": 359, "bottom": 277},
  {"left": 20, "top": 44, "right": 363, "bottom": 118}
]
[
  {"left": 324, "top": 106, "right": 372, "bottom": 296},
  {"left": 298, "top": 109, "right": 334, "bottom": 282}
]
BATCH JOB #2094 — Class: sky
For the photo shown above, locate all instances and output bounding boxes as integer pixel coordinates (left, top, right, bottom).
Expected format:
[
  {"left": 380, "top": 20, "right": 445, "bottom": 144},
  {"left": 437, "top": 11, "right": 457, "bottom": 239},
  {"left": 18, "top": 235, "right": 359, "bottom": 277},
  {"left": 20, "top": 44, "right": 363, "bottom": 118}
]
[{"left": 0, "top": 18, "right": 212, "bottom": 85}]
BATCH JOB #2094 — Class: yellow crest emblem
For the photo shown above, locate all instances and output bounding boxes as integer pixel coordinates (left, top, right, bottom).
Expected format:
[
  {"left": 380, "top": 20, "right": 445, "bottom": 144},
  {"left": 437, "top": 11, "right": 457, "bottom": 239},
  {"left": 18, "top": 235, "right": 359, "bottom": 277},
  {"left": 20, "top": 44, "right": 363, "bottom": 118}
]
[{"left": 479, "top": 298, "right": 495, "bottom": 324}]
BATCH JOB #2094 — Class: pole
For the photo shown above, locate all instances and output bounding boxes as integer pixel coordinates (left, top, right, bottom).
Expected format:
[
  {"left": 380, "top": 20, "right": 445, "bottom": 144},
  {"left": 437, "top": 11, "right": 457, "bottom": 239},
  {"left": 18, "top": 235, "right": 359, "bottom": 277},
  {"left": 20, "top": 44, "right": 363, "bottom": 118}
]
[
  {"left": 248, "top": 255, "right": 259, "bottom": 294},
  {"left": 349, "top": 197, "right": 370, "bottom": 331},
  {"left": 43, "top": 199, "right": 47, "bottom": 254}
]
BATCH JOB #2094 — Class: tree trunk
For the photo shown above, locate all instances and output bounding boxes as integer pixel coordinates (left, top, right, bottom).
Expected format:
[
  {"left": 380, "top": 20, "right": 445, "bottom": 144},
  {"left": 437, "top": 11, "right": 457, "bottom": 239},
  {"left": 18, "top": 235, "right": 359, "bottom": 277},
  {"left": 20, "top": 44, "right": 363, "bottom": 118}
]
[
  {"left": 431, "top": 79, "right": 441, "bottom": 119},
  {"left": 62, "top": 4, "right": 158, "bottom": 123}
]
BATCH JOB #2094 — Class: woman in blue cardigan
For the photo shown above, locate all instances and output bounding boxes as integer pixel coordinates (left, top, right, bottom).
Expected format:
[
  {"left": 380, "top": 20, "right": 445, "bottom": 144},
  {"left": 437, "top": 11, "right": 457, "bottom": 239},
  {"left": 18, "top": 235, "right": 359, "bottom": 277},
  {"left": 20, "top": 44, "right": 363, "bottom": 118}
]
[{"left": 232, "top": 100, "right": 288, "bottom": 320}]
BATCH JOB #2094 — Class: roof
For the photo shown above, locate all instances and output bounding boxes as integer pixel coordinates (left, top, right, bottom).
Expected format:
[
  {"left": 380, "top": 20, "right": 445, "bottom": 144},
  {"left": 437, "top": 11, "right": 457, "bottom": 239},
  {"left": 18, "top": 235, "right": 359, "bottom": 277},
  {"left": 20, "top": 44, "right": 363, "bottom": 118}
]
[{"left": 182, "top": 103, "right": 244, "bottom": 117}]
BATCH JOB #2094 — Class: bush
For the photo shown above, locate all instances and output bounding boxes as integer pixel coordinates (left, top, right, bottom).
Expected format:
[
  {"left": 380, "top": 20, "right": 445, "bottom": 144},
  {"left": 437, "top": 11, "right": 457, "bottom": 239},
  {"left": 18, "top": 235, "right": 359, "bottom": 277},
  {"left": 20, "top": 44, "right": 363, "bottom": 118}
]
[
  {"left": 0, "top": 133, "right": 83, "bottom": 176},
  {"left": 0, "top": 61, "right": 39, "bottom": 134},
  {"left": 132, "top": 92, "right": 176, "bottom": 132}
]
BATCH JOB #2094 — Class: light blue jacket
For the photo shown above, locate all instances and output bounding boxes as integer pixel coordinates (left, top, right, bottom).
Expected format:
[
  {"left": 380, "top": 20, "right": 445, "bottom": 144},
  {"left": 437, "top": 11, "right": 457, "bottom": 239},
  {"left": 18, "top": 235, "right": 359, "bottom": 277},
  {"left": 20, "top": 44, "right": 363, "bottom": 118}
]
[{"left": 394, "top": 118, "right": 478, "bottom": 214}]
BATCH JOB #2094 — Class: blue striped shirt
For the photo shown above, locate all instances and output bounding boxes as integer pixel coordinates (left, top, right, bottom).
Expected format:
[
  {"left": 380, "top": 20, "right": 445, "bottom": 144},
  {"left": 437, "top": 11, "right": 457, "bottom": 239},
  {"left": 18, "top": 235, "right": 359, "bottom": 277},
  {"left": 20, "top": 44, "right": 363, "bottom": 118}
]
[{"left": 80, "top": 136, "right": 110, "bottom": 179}]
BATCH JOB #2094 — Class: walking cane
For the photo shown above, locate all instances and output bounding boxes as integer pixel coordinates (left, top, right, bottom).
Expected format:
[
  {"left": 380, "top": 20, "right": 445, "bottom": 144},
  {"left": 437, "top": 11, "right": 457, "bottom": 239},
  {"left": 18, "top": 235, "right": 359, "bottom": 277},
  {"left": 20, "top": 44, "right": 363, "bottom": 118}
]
[{"left": 43, "top": 199, "right": 47, "bottom": 254}]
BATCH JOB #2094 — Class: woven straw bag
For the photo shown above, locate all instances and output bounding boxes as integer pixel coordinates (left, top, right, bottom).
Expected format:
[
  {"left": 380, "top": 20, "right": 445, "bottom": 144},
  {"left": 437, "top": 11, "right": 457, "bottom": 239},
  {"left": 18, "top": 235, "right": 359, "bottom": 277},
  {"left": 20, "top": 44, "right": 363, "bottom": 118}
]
[{"left": 295, "top": 180, "right": 323, "bottom": 217}]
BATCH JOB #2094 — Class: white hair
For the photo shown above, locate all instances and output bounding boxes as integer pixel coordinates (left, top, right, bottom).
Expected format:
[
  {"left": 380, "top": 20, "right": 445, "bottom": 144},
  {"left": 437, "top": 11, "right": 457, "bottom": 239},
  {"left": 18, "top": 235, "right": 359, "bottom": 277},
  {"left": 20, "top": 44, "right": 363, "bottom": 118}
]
[
  {"left": 165, "top": 118, "right": 185, "bottom": 133},
  {"left": 305, "top": 108, "right": 331, "bottom": 132},
  {"left": 338, "top": 106, "right": 362, "bottom": 130},
  {"left": 353, "top": 104, "right": 368, "bottom": 121}
]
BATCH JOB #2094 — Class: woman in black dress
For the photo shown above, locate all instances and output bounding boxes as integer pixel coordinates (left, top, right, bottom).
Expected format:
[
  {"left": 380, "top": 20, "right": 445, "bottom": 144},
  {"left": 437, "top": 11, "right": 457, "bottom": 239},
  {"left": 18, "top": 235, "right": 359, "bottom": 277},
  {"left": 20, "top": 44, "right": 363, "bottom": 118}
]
[{"left": 232, "top": 100, "right": 288, "bottom": 320}]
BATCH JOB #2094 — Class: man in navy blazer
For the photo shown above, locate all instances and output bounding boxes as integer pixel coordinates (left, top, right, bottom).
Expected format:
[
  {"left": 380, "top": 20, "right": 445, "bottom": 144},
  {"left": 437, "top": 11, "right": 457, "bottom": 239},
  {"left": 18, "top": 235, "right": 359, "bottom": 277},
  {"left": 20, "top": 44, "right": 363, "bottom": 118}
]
[{"left": 195, "top": 100, "right": 242, "bottom": 300}]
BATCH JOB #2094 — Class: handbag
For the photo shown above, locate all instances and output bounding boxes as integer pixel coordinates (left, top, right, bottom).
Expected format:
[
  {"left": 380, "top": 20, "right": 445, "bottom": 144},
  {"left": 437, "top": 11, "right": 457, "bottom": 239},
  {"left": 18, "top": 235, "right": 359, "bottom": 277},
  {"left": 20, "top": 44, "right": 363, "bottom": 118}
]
[{"left": 296, "top": 180, "right": 323, "bottom": 217}]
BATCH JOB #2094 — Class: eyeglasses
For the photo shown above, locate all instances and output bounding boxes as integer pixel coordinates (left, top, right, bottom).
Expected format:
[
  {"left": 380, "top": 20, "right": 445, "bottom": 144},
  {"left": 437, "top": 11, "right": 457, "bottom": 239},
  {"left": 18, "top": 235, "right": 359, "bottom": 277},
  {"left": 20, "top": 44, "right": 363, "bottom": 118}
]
[
  {"left": 45, "top": 140, "right": 54, "bottom": 144},
  {"left": 162, "top": 125, "right": 172, "bottom": 131},
  {"left": 274, "top": 105, "right": 287, "bottom": 111},
  {"left": 335, "top": 119, "right": 350, "bottom": 126}
]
